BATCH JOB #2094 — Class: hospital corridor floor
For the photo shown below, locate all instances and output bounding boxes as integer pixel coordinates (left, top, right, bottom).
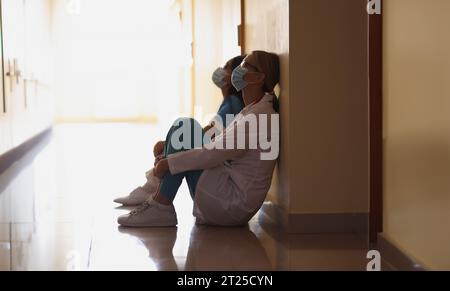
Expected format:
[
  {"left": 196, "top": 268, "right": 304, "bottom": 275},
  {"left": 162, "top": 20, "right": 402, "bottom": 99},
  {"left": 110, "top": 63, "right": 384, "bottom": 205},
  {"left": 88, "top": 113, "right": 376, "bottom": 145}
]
[{"left": 0, "top": 124, "right": 370, "bottom": 271}]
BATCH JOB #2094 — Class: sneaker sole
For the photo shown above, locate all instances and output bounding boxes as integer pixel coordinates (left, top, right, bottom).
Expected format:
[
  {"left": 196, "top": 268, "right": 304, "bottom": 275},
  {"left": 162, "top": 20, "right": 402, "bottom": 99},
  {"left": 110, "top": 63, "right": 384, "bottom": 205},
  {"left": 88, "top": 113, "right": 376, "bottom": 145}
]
[
  {"left": 114, "top": 202, "right": 146, "bottom": 207},
  {"left": 119, "top": 221, "right": 178, "bottom": 228}
]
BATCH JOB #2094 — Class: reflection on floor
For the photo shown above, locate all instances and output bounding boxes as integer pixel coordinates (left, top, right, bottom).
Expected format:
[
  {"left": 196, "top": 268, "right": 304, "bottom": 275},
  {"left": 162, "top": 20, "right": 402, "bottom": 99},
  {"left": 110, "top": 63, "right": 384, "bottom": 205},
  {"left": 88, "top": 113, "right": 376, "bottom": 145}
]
[{"left": 0, "top": 124, "right": 370, "bottom": 271}]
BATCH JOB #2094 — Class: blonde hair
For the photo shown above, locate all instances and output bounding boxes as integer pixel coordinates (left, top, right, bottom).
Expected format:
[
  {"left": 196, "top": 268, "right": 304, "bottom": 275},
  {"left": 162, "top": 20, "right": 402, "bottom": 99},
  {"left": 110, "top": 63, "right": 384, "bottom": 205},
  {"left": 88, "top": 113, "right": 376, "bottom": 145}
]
[{"left": 252, "top": 51, "right": 280, "bottom": 93}]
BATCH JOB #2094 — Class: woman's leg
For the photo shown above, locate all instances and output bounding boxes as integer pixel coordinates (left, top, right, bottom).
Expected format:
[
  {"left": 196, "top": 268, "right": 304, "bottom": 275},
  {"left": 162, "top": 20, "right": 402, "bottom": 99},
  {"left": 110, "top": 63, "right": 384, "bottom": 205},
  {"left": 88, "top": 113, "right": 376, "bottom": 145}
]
[
  {"left": 118, "top": 118, "right": 204, "bottom": 227},
  {"left": 156, "top": 118, "right": 204, "bottom": 203}
]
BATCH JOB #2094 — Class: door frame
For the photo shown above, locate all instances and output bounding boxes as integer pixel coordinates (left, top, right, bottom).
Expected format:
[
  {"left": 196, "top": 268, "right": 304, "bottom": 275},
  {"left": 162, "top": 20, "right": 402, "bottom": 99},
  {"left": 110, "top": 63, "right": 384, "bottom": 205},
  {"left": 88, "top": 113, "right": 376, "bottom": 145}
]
[
  {"left": 0, "top": 0, "right": 5, "bottom": 113},
  {"left": 240, "top": 0, "right": 245, "bottom": 54},
  {"left": 368, "top": 1, "right": 383, "bottom": 244}
]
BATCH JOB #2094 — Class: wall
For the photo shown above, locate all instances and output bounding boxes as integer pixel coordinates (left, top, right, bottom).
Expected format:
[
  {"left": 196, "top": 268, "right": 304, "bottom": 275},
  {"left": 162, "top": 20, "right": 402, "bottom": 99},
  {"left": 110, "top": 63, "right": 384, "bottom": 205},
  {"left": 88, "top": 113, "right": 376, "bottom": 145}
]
[
  {"left": 383, "top": 0, "right": 450, "bottom": 270},
  {"left": 244, "top": 0, "right": 290, "bottom": 209},
  {"left": 289, "top": 0, "right": 369, "bottom": 214},
  {"left": 244, "top": 0, "right": 369, "bottom": 224},
  {"left": 0, "top": 0, "right": 54, "bottom": 156}
]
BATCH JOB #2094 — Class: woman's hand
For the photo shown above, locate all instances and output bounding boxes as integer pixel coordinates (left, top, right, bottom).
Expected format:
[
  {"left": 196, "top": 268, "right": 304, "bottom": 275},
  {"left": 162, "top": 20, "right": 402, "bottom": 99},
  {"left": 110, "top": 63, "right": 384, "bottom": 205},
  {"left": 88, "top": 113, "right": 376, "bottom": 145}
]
[
  {"left": 153, "top": 141, "right": 165, "bottom": 157},
  {"left": 154, "top": 158, "right": 169, "bottom": 179},
  {"left": 154, "top": 154, "right": 165, "bottom": 166},
  {"left": 203, "top": 123, "right": 214, "bottom": 133}
]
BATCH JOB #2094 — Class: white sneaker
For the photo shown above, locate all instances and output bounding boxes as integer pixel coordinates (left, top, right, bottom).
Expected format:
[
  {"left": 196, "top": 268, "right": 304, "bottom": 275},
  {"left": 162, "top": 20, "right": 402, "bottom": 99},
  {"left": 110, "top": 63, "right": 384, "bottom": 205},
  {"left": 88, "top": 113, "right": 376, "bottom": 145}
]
[
  {"left": 114, "top": 169, "right": 161, "bottom": 206},
  {"left": 118, "top": 199, "right": 178, "bottom": 228},
  {"left": 114, "top": 187, "right": 150, "bottom": 206}
]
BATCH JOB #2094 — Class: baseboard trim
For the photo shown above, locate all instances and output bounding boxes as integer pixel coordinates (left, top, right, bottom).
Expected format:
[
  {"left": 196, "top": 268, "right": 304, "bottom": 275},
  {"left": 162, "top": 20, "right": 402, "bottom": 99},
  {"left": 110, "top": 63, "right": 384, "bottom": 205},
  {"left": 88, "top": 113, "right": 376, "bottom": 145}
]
[
  {"left": 260, "top": 202, "right": 368, "bottom": 234},
  {"left": 377, "top": 233, "right": 426, "bottom": 271},
  {"left": 0, "top": 127, "right": 53, "bottom": 176}
]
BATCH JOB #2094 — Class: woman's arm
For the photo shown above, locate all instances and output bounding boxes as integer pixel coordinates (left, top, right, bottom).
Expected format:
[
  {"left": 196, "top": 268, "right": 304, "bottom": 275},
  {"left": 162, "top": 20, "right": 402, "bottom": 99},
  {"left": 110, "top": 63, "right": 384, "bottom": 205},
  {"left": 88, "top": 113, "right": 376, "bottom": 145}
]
[
  {"left": 168, "top": 123, "right": 248, "bottom": 174},
  {"left": 165, "top": 113, "right": 256, "bottom": 174}
]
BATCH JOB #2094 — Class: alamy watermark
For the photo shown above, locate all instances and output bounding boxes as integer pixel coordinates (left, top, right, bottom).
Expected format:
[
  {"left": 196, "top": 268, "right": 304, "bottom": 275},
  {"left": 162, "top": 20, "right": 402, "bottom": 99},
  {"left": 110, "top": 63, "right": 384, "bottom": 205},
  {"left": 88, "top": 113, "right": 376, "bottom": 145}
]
[
  {"left": 367, "top": 0, "right": 381, "bottom": 15},
  {"left": 66, "top": 0, "right": 81, "bottom": 15},
  {"left": 66, "top": 250, "right": 81, "bottom": 271},
  {"left": 367, "top": 250, "right": 381, "bottom": 271},
  {"left": 169, "top": 113, "right": 280, "bottom": 161}
]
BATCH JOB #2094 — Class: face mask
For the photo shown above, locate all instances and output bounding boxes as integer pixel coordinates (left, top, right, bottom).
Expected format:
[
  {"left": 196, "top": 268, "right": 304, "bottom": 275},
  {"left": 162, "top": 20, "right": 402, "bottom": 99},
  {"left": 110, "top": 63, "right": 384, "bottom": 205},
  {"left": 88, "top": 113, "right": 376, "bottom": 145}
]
[
  {"left": 212, "top": 67, "right": 228, "bottom": 88},
  {"left": 231, "top": 66, "right": 249, "bottom": 92}
]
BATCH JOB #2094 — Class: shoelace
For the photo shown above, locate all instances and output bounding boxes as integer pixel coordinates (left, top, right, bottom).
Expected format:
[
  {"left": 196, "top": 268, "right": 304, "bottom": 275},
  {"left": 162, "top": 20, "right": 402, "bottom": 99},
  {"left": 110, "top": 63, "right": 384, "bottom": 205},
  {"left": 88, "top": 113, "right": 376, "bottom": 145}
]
[
  {"left": 130, "top": 201, "right": 153, "bottom": 216},
  {"left": 130, "top": 183, "right": 162, "bottom": 216}
]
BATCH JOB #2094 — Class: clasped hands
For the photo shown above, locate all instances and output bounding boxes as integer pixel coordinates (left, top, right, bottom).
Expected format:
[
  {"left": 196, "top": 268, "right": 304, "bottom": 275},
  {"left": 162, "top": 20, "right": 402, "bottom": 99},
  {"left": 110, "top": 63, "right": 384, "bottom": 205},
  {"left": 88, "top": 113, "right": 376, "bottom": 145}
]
[{"left": 153, "top": 141, "right": 169, "bottom": 179}]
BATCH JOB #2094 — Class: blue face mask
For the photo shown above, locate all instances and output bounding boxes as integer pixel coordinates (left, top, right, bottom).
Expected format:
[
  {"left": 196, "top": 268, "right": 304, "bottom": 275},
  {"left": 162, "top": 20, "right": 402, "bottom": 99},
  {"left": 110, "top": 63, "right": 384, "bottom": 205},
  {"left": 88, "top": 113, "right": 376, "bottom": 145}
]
[
  {"left": 231, "top": 66, "right": 249, "bottom": 92},
  {"left": 212, "top": 67, "right": 228, "bottom": 88}
]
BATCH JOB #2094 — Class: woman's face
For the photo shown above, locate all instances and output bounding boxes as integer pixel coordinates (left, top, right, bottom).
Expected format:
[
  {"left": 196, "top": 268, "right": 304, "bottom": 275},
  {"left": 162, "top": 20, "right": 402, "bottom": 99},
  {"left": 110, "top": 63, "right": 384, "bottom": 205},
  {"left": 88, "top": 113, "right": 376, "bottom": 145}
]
[
  {"left": 220, "top": 60, "right": 234, "bottom": 97},
  {"left": 239, "top": 54, "right": 265, "bottom": 90}
]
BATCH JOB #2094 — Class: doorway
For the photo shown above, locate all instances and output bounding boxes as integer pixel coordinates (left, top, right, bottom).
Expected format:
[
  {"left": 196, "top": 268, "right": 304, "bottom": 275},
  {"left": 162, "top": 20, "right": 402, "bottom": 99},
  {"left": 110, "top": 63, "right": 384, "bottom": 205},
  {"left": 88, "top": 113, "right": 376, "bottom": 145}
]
[{"left": 52, "top": 0, "right": 193, "bottom": 125}]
